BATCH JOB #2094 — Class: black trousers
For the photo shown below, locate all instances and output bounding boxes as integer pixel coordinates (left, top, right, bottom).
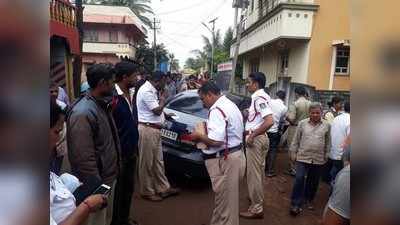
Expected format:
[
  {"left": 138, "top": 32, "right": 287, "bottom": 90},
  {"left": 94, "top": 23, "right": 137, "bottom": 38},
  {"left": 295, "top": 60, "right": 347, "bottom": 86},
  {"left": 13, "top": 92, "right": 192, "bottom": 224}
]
[
  {"left": 112, "top": 154, "right": 137, "bottom": 225},
  {"left": 266, "top": 132, "right": 281, "bottom": 174},
  {"left": 322, "top": 158, "right": 344, "bottom": 184},
  {"left": 291, "top": 162, "right": 322, "bottom": 207}
]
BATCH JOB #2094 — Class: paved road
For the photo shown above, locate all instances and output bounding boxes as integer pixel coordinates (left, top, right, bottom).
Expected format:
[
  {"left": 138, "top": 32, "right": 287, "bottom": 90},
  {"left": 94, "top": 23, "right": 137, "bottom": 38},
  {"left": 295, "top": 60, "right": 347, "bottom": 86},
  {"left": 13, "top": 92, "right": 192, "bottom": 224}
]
[{"left": 131, "top": 151, "right": 329, "bottom": 225}]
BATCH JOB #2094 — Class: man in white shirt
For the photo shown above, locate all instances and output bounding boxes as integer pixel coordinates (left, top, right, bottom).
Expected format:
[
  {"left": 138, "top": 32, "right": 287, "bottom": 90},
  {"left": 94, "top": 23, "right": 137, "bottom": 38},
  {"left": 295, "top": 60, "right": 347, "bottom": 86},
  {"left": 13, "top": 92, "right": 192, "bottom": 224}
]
[
  {"left": 327, "top": 101, "right": 350, "bottom": 184},
  {"left": 240, "top": 72, "right": 274, "bottom": 219},
  {"left": 136, "top": 71, "right": 180, "bottom": 202},
  {"left": 191, "top": 81, "right": 245, "bottom": 225},
  {"left": 266, "top": 90, "right": 288, "bottom": 177}
]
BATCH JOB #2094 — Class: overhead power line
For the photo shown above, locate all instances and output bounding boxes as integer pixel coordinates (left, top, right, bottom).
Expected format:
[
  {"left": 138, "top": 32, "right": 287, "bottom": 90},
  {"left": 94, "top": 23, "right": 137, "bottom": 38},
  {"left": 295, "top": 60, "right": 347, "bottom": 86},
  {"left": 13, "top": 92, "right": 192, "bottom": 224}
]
[
  {"left": 156, "top": 0, "right": 213, "bottom": 15},
  {"left": 180, "top": 0, "right": 227, "bottom": 36}
]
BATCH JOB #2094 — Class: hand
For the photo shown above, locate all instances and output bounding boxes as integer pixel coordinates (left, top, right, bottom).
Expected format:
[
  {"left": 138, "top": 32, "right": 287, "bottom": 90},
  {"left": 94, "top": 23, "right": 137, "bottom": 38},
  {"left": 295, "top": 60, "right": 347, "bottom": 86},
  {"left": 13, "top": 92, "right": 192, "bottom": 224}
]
[
  {"left": 83, "top": 194, "right": 107, "bottom": 213},
  {"left": 160, "top": 89, "right": 168, "bottom": 101},
  {"left": 189, "top": 132, "right": 202, "bottom": 142},
  {"left": 246, "top": 134, "right": 255, "bottom": 147},
  {"left": 165, "top": 113, "right": 176, "bottom": 120},
  {"left": 290, "top": 152, "right": 297, "bottom": 161}
]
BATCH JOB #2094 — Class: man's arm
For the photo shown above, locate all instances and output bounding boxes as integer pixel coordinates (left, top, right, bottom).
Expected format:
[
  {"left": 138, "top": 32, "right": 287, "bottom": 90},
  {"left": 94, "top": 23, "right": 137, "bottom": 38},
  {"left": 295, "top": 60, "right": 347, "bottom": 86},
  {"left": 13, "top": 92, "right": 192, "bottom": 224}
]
[
  {"left": 141, "top": 90, "right": 167, "bottom": 116},
  {"left": 287, "top": 104, "right": 297, "bottom": 125},
  {"left": 191, "top": 109, "right": 225, "bottom": 148},
  {"left": 325, "top": 125, "right": 331, "bottom": 161},
  {"left": 247, "top": 115, "right": 273, "bottom": 146},
  {"left": 67, "top": 113, "right": 101, "bottom": 181},
  {"left": 194, "top": 134, "right": 224, "bottom": 148},
  {"left": 290, "top": 123, "right": 302, "bottom": 157},
  {"left": 323, "top": 207, "right": 349, "bottom": 225},
  {"left": 151, "top": 90, "right": 168, "bottom": 116}
]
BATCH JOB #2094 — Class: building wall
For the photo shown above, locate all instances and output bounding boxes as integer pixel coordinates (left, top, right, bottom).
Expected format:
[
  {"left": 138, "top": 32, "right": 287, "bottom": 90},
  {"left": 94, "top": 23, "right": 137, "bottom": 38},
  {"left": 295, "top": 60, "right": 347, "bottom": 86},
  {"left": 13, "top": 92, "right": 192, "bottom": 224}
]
[
  {"left": 288, "top": 41, "right": 310, "bottom": 84},
  {"left": 333, "top": 76, "right": 350, "bottom": 91},
  {"left": 81, "top": 53, "right": 121, "bottom": 82},
  {"left": 259, "top": 47, "right": 279, "bottom": 86},
  {"left": 241, "top": 40, "right": 310, "bottom": 87},
  {"left": 307, "top": 0, "right": 351, "bottom": 90},
  {"left": 84, "top": 23, "right": 134, "bottom": 44}
]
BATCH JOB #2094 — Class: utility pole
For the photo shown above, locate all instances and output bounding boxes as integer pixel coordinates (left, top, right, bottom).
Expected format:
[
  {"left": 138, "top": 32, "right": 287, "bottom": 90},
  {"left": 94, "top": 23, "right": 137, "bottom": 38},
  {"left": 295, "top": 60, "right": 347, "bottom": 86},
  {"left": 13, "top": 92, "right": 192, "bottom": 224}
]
[
  {"left": 209, "top": 17, "right": 217, "bottom": 78},
  {"left": 152, "top": 17, "right": 160, "bottom": 72},
  {"left": 202, "top": 17, "right": 218, "bottom": 78},
  {"left": 72, "top": 0, "right": 83, "bottom": 97},
  {"left": 229, "top": 0, "right": 248, "bottom": 93}
]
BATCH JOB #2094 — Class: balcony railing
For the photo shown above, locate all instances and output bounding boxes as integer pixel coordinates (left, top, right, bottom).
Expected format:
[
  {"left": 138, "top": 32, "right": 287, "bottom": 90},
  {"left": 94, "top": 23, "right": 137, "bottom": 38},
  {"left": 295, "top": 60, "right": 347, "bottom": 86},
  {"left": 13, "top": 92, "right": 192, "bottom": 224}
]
[
  {"left": 258, "top": 0, "right": 314, "bottom": 19},
  {"left": 50, "top": 0, "right": 77, "bottom": 27}
]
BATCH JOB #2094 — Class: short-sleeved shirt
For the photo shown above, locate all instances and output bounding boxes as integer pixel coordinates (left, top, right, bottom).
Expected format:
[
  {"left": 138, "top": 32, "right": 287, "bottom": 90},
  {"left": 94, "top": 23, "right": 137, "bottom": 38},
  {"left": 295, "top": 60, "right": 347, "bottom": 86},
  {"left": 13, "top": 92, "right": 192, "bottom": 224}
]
[
  {"left": 50, "top": 172, "right": 76, "bottom": 224},
  {"left": 245, "top": 89, "right": 273, "bottom": 131},
  {"left": 268, "top": 98, "right": 288, "bottom": 133},
  {"left": 136, "top": 81, "right": 162, "bottom": 124},
  {"left": 329, "top": 113, "right": 350, "bottom": 160},
  {"left": 327, "top": 165, "right": 350, "bottom": 219},
  {"left": 203, "top": 95, "right": 244, "bottom": 154}
]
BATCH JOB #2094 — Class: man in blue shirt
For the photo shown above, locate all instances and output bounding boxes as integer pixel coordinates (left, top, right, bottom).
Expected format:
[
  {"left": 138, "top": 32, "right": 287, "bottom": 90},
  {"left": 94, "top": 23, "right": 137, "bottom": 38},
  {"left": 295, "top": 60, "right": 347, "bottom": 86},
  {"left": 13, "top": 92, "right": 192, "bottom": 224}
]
[{"left": 111, "top": 61, "right": 140, "bottom": 225}]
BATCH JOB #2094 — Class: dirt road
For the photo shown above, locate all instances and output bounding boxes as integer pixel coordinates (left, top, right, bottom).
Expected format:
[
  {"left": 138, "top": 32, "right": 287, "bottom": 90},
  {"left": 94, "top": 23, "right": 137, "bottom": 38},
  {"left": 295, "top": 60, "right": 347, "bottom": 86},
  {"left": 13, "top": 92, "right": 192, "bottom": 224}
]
[{"left": 131, "top": 151, "right": 329, "bottom": 225}]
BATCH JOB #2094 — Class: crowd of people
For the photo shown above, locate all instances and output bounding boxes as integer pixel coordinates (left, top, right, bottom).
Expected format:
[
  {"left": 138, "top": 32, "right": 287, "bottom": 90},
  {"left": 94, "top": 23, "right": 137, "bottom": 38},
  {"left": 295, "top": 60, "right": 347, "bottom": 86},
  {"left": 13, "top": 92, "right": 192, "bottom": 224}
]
[{"left": 49, "top": 61, "right": 350, "bottom": 225}]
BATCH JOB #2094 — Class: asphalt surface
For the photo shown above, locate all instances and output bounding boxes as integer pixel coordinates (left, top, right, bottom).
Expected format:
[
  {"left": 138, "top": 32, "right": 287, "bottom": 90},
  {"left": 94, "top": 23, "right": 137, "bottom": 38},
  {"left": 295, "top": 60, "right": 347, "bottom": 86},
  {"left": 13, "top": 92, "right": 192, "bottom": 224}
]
[{"left": 131, "top": 150, "right": 329, "bottom": 225}]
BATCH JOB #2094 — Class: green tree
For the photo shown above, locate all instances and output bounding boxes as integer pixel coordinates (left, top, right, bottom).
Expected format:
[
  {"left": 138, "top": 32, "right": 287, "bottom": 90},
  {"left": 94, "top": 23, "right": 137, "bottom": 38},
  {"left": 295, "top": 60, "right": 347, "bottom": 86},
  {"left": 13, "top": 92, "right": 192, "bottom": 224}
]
[
  {"left": 168, "top": 53, "right": 180, "bottom": 71},
  {"left": 222, "top": 27, "right": 233, "bottom": 54},
  {"left": 184, "top": 57, "right": 203, "bottom": 71},
  {"left": 83, "top": 0, "right": 154, "bottom": 28},
  {"left": 135, "top": 43, "right": 169, "bottom": 72}
]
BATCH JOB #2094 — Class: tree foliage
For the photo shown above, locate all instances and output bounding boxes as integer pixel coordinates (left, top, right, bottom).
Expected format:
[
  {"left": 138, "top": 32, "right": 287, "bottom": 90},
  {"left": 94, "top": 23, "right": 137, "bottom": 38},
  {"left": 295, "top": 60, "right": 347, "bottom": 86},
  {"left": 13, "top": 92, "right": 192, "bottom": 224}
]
[
  {"left": 135, "top": 43, "right": 169, "bottom": 73},
  {"left": 185, "top": 27, "right": 233, "bottom": 74},
  {"left": 83, "top": 0, "right": 154, "bottom": 28}
]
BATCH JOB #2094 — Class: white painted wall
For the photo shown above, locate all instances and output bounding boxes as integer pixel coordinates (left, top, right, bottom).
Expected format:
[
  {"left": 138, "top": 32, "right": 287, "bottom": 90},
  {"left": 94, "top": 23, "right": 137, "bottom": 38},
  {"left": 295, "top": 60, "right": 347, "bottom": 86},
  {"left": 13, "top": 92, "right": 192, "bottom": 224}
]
[
  {"left": 83, "top": 42, "right": 136, "bottom": 57},
  {"left": 237, "top": 9, "right": 314, "bottom": 55},
  {"left": 242, "top": 41, "right": 310, "bottom": 86},
  {"left": 244, "top": 0, "right": 315, "bottom": 29},
  {"left": 288, "top": 41, "right": 310, "bottom": 83},
  {"left": 259, "top": 48, "right": 279, "bottom": 86}
]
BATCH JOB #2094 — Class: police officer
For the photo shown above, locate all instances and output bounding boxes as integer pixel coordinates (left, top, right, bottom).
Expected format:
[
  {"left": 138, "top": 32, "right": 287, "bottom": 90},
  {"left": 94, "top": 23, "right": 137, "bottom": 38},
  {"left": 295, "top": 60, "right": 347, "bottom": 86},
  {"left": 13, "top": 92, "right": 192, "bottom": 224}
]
[
  {"left": 286, "top": 86, "right": 311, "bottom": 176},
  {"left": 240, "top": 72, "right": 274, "bottom": 219},
  {"left": 136, "top": 71, "right": 180, "bottom": 202},
  {"left": 191, "top": 81, "right": 245, "bottom": 225}
]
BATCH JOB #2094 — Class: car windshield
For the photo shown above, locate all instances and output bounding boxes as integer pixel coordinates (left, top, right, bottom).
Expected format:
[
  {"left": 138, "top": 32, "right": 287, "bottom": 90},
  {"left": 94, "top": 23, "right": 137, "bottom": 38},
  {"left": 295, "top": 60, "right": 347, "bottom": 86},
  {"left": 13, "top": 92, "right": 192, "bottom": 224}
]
[
  {"left": 167, "top": 92, "right": 250, "bottom": 119},
  {"left": 167, "top": 95, "right": 209, "bottom": 119}
]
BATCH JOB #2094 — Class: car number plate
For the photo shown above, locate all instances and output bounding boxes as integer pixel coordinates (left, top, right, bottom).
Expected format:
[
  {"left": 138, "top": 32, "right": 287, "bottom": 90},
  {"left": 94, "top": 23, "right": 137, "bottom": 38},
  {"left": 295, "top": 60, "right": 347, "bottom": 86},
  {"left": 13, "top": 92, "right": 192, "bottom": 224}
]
[{"left": 161, "top": 129, "right": 178, "bottom": 141}]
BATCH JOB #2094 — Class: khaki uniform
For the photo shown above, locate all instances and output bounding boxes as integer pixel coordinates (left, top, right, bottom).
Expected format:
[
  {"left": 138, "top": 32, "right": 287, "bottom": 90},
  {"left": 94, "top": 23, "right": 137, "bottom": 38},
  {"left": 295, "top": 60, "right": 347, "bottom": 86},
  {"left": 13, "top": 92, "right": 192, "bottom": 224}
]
[
  {"left": 246, "top": 134, "right": 269, "bottom": 213},
  {"left": 136, "top": 81, "right": 172, "bottom": 196},
  {"left": 286, "top": 96, "right": 311, "bottom": 170},
  {"left": 244, "top": 89, "right": 273, "bottom": 214},
  {"left": 206, "top": 151, "right": 246, "bottom": 225},
  {"left": 203, "top": 95, "right": 245, "bottom": 225},
  {"left": 138, "top": 125, "right": 170, "bottom": 195}
]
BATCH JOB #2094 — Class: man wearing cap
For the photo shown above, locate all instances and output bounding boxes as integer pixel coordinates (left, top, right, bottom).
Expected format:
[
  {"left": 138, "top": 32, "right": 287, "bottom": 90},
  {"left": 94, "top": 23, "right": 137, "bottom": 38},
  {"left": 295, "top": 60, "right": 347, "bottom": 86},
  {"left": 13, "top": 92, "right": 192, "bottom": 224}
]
[
  {"left": 136, "top": 71, "right": 180, "bottom": 202},
  {"left": 240, "top": 72, "right": 274, "bottom": 219},
  {"left": 191, "top": 81, "right": 245, "bottom": 225}
]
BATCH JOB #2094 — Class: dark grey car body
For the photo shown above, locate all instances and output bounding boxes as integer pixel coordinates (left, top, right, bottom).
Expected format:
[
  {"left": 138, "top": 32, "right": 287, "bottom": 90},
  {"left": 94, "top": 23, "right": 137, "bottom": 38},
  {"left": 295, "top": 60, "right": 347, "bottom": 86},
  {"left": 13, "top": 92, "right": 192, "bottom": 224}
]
[{"left": 162, "top": 90, "right": 250, "bottom": 179}]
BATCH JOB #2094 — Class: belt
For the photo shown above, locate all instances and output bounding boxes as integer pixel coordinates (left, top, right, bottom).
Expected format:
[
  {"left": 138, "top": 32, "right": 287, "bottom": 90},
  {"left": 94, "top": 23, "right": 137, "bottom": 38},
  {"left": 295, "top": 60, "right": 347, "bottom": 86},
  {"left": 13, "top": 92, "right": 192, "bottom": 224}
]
[
  {"left": 244, "top": 130, "right": 266, "bottom": 137},
  {"left": 203, "top": 144, "right": 242, "bottom": 160},
  {"left": 139, "top": 122, "right": 163, "bottom": 130}
]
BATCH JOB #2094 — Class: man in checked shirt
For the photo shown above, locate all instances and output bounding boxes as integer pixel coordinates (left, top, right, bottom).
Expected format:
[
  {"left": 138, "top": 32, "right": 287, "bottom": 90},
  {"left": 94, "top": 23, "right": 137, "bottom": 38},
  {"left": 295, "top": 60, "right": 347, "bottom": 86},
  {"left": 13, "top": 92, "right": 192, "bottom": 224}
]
[{"left": 289, "top": 102, "right": 331, "bottom": 216}]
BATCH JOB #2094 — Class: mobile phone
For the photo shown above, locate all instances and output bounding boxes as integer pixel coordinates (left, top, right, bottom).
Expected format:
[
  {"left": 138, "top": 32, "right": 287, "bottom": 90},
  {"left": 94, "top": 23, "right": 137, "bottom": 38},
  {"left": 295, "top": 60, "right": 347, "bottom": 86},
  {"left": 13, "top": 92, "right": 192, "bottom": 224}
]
[{"left": 92, "top": 184, "right": 111, "bottom": 195}]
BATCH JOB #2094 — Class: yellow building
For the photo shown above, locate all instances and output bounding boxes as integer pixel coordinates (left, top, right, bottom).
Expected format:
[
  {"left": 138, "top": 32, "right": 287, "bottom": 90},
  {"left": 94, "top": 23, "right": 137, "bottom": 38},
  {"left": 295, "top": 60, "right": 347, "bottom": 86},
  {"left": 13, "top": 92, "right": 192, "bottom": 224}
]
[{"left": 231, "top": 0, "right": 351, "bottom": 91}]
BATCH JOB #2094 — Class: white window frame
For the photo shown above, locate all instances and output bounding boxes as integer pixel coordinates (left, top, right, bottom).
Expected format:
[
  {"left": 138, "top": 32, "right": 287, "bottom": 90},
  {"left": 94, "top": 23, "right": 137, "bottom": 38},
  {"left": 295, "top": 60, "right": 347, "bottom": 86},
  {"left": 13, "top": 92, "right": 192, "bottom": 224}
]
[
  {"left": 83, "top": 30, "right": 99, "bottom": 42},
  {"left": 335, "top": 46, "right": 350, "bottom": 75}
]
